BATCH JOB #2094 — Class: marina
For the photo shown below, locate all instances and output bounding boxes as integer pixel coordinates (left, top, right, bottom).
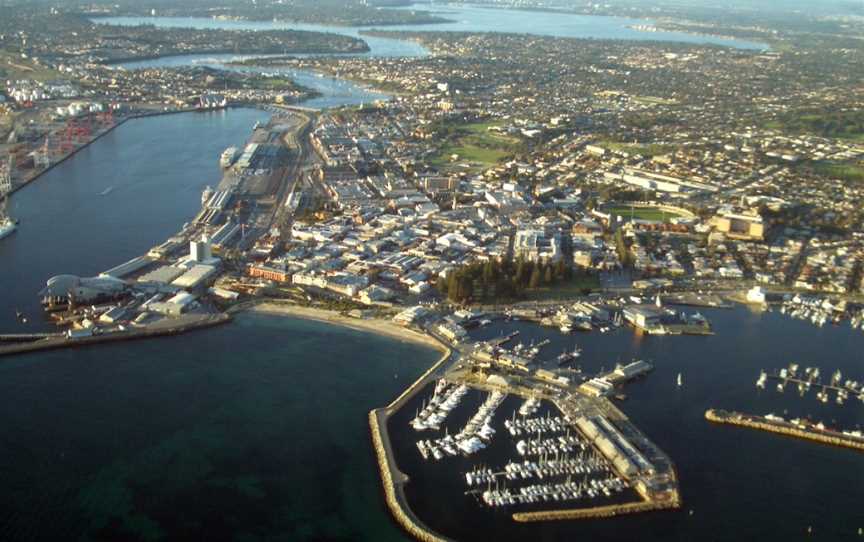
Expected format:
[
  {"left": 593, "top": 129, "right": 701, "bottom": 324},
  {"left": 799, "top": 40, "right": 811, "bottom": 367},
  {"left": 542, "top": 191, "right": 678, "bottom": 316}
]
[
  {"left": 758, "top": 363, "right": 864, "bottom": 404},
  {"left": 380, "top": 308, "right": 864, "bottom": 540},
  {"left": 395, "top": 357, "right": 680, "bottom": 526}
]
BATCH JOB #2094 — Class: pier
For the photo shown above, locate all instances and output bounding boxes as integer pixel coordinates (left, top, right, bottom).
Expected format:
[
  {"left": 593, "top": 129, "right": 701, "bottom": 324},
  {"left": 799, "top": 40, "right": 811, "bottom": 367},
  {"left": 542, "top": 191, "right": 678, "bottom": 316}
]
[
  {"left": 512, "top": 498, "right": 681, "bottom": 522},
  {"left": 705, "top": 409, "right": 864, "bottom": 453},
  {"left": 0, "top": 313, "right": 231, "bottom": 358}
]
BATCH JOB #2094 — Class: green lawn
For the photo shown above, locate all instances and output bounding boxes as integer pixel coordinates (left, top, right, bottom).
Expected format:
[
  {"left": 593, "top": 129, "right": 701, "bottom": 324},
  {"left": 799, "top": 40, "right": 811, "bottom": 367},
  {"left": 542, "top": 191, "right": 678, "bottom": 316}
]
[
  {"left": 0, "top": 50, "right": 61, "bottom": 81},
  {"left": 814, "top": 162, "right": 864, "bottom": 183},
  {"left": 524, "top": 276, "right": 602, "bottom": 301},
  {"left": 605, "top": 205, "right": 686, "bottom": 222},
  {"left": 430, "top": 121, "right": 521, "bottom": 171},
  {"left": 764, "top": 109, "right": 864, "bottom": 142}
]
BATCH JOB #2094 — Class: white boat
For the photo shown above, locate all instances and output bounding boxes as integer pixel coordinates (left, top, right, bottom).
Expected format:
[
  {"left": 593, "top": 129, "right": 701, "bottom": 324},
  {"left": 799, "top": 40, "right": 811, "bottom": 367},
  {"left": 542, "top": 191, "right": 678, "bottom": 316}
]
[
  {"left": 219, "top": 146, "right": 239, "bottom": 168},
  {"left": 756, "top": 371, "right": 767, "bottom": 389},
  {"left": 676, "top": 373, "right": 683, "bottom": 387},
  {"left": 201, "top": 185, "right": 214, "bottom": 206},
  {"left": 0, "top": 216, "right": 17, "bottom": 240}
]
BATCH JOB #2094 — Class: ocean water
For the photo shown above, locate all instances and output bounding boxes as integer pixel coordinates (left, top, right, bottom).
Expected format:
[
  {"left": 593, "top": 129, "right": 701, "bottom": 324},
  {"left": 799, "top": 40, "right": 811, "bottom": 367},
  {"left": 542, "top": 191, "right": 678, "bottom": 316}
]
[{"left": 0, "top": 313, "right": 437, "bottom": 541}]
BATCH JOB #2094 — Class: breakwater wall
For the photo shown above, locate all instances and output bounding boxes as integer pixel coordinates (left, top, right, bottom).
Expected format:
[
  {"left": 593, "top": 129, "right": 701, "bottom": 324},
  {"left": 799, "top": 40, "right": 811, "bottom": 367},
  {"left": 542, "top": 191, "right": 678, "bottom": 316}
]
[
  {"left": 512, "top": 498, "right": 680, "bottom": 522},
  {"left": 0, "top": 313, "right": 231, "bottom": 358},
  {"left": 705, "top": 409, "right": 864, "bottom": 452},
  {"left": 368, "top": 410, "right": 451, "bottom": 542}
]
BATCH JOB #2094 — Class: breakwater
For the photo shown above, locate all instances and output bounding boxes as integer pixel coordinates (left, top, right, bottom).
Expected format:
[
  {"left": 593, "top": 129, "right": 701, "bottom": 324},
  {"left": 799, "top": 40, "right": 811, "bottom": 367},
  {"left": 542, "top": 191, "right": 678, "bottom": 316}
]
[
  {"left": 512, "top": 498, "right": 681, "bottom": 522},
  {"left": 367, "top": 331, "right": 452, "bottom": 540},
  {"left": 705, "top": 409, "right": 864, "bottom": 453},
  {"left": 0, "top": 313, "right": 231, "bottom": 358},
  {"left": 369, "top": 409, "right": 451, "bottom": 542}
]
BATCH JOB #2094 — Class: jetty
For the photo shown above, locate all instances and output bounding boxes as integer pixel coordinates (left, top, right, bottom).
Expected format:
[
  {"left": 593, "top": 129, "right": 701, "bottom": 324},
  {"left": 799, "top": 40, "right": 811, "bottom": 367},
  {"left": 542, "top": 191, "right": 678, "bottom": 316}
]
[
  {"left": 705, "top": 409, "right": 864, "bottom": 452},
  {"left": 0, "top": 313, "right": 230, "bottom": 358}
]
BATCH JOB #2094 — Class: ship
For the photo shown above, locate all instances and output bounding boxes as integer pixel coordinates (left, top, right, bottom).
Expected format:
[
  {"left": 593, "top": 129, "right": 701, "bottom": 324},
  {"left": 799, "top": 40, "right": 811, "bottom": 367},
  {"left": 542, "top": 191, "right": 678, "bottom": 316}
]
[
  {"left": 0, "top": 190, "right": 17, "bottom": 241},
  {"left": 201, "top": 185, "right": 214, "bottom": 206},
  {"left": 756, "top": 371, "right": 767, "bottom": 389},
  {"left": 0, "top": 215, "right": 17, "bottom": 241},
  {"left": 220, "top": 147, "right": 239, "bottom": 168}
]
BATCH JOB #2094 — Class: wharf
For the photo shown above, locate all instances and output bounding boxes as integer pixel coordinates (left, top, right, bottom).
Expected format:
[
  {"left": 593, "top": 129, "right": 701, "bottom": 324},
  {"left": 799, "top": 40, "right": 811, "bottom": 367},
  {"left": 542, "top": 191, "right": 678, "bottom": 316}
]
[
  {"left": 705, "top": 409, "right": 864, "bottom": 452},
  {"left": 659, "top": 323, "right": 714, "bottom": 336},
  {"left": 0, "top": 313, "right": 231, "bottom": 358},
  {"left": 661, "top": 293, "right": 732, "bottom": 309}
]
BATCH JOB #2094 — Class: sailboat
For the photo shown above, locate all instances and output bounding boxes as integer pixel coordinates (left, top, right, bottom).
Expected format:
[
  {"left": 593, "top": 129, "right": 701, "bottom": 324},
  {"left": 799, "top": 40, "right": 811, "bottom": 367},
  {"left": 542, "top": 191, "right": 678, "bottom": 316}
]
[{"left": 677, "top": 373, "right": 683, "bottom": 387}]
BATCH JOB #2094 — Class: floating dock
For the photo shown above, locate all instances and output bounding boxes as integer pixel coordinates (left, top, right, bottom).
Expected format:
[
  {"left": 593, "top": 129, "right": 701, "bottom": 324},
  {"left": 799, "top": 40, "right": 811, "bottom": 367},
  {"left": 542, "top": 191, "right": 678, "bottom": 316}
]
[{"left": 705, "top": 409, "right": 864, "bottom": 452}]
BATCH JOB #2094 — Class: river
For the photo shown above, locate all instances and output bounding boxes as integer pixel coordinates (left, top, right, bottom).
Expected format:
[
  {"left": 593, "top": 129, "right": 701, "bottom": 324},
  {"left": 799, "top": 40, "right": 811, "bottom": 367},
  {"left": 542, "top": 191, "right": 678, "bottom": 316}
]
[
  {"left": 0, "top": 108, "right": 270, "bottom": 332},
  {"left": 95, "top": 3, "right": 768, "bottom": 52}
]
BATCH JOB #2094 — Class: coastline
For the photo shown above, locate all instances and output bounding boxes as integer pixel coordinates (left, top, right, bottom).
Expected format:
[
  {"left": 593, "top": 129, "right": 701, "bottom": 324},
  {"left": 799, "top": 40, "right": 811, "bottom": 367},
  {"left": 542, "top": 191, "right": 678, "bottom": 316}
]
[
  {"left": 248, "top": 301, "right": 447, "bottom": 353},
  {"left": 243, "top": 300, "right": 456, "bottom": 539}
]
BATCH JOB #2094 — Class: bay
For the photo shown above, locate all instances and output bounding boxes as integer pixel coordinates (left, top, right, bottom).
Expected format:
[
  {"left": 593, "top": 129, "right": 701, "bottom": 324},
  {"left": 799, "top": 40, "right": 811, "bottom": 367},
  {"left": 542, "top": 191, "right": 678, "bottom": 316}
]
[{"left": 0, "top": 313, "right": 437, "bottom": 541}]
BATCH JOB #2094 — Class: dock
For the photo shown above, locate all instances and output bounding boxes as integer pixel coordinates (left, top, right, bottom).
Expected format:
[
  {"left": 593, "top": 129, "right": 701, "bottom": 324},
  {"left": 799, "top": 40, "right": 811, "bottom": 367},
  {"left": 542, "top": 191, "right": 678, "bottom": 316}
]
[
  {"left": 0, "top": 313, "right": 231, "bottom": 358},
  {"left": 661, "top": 293, "right": 732, "bottom": 309},
  {"left": 705, "top": 409, "right": 864, "bottom": 453}
]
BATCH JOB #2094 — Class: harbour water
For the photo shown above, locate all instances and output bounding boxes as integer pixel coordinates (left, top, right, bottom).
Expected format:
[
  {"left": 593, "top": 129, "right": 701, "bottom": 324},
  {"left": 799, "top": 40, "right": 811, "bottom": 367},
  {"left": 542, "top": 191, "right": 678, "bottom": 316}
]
[
  {"left": 0, "top": 312, "right": 439, "bottom": 541},
  {"left": 388, "top": 307, "right": 864, "bottom": 540},
  {"left": 0, "top": 108, "right": 270, "bottom": 332}
]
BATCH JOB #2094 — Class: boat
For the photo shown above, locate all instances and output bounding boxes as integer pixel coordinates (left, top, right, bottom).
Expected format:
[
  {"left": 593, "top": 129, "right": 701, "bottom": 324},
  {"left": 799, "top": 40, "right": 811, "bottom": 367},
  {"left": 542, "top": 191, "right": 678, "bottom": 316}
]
[
  {"left": 559, "top": 322, "right": 573, "bottom": 334},
  {"left": 0, "top": 215, "right": 17, "bottom": 241},
  {"left": 201, "top": 185, "right": 214, "bottom": 206},
  {"left": 677, "top": 373, "right": 683, "bottom": 387},
  {"left": 219, "top": 146, "right": 239, "bottom": 168},
  {"left": 756, "top": 371, "right": 767, "bottom": 389}
]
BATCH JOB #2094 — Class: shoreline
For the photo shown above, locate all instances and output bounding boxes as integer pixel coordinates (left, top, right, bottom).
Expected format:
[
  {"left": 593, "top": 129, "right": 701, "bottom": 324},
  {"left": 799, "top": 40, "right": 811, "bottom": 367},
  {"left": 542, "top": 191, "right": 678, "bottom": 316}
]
[
  {"left": 247, "top": 301, "right": 448, "bottom": 354},
  {"left": 243, "top": 300, "right": 456, "bottom": 539}
]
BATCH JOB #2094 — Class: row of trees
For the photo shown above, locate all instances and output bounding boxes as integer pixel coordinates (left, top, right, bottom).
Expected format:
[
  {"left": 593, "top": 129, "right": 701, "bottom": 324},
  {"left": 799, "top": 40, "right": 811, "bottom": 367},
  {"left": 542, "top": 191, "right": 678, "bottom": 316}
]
[{"left": 437, "top": 257, "right": 587, "bottom": 304}]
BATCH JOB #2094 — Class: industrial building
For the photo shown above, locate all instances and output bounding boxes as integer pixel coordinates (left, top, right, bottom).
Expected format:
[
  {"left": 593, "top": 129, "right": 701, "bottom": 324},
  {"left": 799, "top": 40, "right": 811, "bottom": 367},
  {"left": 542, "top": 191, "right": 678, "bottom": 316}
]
[
  {"left": 712, "top": 210, "right": 765, "bottom": 240},
  {"left": 575, "top": 415, "right": 655, "bottom": 479}
]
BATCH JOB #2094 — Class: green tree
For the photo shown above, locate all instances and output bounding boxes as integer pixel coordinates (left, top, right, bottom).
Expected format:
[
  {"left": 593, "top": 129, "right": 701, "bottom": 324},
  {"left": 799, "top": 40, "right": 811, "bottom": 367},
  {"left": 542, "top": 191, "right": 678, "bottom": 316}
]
[
  {"left": 436, "top": 274, "right": 449, "bottom": 296},
  {"left": 529, "top": 267, "right": 542, "bottom": 289}
]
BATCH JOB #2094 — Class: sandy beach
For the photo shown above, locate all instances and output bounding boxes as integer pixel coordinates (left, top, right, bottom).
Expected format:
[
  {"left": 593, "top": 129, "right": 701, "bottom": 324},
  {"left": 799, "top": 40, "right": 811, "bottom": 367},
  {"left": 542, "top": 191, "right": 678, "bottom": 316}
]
[{"left": 248, "top": 301, "right": 448, "bottom": 353}]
